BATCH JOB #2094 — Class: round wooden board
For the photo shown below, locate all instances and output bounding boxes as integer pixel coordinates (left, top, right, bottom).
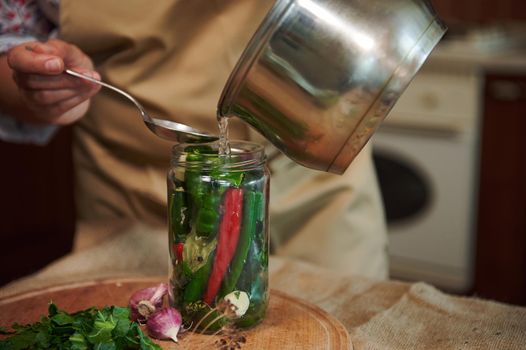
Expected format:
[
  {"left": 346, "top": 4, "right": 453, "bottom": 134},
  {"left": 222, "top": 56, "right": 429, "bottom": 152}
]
[{"left": 0, "top": 277, "right": 351, "bottom": 349}]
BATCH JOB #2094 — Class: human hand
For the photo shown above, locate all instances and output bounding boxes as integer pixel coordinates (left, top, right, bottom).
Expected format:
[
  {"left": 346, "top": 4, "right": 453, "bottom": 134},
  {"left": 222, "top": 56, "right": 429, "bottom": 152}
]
[{"left": 6, "top": 39, "right": 101, "bottom": 125}]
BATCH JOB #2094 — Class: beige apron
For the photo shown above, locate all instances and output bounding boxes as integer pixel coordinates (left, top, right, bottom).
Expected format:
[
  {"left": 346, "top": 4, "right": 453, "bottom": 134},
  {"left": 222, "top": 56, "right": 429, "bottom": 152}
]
[
  {"left": 60, "top": 0, "right": 388, "bottom": 278},
  {"left": 60, "top": 0, "right": 272, "bottom": 225}
]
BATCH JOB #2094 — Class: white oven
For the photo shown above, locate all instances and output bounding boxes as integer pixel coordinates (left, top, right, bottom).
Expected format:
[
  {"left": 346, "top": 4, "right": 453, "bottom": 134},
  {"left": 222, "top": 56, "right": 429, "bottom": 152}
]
[{"left": 372, "top": 59, "right": 482, "bottom": 293}]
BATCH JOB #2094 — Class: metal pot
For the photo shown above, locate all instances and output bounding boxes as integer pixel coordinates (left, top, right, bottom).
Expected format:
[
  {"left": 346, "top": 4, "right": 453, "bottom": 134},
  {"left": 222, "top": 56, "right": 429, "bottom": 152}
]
[{"left": 218, "top": 0, "right": 446, "bottom": 174}]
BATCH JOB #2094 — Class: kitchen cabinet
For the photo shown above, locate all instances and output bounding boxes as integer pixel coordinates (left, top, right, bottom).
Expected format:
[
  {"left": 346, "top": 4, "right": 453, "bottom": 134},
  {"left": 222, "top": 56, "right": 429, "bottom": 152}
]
[
  {"left": 474, "top": 73, "right": 526, "bottom": 305},
  {"left": 432, "top": 0, "right": 526, "bottom": 22},
  {"left": 0, "top": 126, "right": 75, "bottom": 286}
]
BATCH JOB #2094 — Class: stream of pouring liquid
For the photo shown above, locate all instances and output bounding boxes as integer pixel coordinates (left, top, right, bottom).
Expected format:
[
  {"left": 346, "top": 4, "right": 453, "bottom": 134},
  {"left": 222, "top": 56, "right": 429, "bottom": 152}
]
[{"left": 217, "top": 115, "right": 231, "bottom": 155}]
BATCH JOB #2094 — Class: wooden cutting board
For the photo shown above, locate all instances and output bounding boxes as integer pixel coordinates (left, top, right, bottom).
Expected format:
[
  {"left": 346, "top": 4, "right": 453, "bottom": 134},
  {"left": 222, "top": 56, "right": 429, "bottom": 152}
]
[{"left": 0, "top": 277, "right": 352, "bottom": 349}]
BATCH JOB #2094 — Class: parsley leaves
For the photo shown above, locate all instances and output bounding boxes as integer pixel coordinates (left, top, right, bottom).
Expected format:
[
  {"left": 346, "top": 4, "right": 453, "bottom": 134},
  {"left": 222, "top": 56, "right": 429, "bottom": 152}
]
[{"left": 0, "top": 303, "right": 161, "bottom": 350}]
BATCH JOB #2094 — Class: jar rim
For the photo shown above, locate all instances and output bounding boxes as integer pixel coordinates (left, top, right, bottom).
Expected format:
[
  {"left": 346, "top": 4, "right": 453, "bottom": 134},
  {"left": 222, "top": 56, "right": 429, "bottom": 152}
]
[{"left": 171, "top": 140, "right": 266, "bottom": 170}]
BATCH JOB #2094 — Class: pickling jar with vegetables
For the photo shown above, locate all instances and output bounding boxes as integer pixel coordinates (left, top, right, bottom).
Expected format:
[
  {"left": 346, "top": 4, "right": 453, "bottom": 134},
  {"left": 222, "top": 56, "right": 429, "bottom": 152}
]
[{"left": 167, "top": 141, "right": 269, "bottom": 331}]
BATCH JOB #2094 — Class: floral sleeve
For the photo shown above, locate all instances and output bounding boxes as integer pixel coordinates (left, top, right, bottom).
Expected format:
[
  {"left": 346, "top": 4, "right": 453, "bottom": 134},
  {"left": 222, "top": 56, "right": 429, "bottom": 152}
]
[
  {"left": 0, "top": 0, "right": 58, "bottom": 145},
  {"left": 0, "top": 0, "right": 54, "bottom": 53}
]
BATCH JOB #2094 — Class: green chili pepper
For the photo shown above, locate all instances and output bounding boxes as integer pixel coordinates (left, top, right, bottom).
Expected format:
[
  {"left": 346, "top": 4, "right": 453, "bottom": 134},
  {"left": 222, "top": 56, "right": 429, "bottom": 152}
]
[
  {"left": 169, "top": 189, "right": 190, "bottom": 242},
  {"left": 183, "top": 250, "right": 215, "bottom": 303},
  {"left": 219, "top": 190, "right": 264, "bottom": 297},
  {"left": 185, "top": 173, "right": 206, "bottom": 214},
  {"left": 184, "top": 145, "right": 213, "bottom": 214},
  {"left": 235, "top": 225, "right": 267, "bottom": 299},
  {"left": 195, "top": 187, "right": 222, "bottom": 237}
]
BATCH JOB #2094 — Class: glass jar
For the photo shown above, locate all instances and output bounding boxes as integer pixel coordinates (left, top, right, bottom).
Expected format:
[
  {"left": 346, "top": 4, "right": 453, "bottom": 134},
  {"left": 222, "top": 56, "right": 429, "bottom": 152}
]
[{"left": 167, "top": 140, "right": 269, "bottom": 331}]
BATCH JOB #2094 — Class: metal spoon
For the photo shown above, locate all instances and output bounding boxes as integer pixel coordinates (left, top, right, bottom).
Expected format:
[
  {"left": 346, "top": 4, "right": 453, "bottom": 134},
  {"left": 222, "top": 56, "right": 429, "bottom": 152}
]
[{"left": 65, "top": 69, "right": 218, "bottom": 143}]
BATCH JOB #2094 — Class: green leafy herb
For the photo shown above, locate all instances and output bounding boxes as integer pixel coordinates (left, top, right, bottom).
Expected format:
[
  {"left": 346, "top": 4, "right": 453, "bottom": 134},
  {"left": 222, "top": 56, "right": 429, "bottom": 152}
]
[{"left": 0, "top": 303, "right": 161, "bottom": 350}]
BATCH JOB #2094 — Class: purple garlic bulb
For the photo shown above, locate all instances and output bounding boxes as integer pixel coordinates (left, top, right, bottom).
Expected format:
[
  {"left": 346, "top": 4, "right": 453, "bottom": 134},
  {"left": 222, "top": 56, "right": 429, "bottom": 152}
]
[
  {"left": 128, "top": 282, "right": 168, "bottom": 322},
  {"left": 146, "top": 307, "right": 182, "bottom": 343}
]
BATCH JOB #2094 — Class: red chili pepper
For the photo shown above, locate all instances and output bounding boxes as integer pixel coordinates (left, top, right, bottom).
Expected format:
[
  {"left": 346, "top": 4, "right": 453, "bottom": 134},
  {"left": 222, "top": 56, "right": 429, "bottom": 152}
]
[
  {"left": 203, "top": 188, "right": 243, "bottom": 305},
  {"left": 172, "top": 243, "right": 184, "bottom": 262}
]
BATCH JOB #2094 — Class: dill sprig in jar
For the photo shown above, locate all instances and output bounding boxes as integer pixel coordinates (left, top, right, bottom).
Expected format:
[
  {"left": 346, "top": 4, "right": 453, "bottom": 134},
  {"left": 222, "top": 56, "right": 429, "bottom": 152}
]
[{"left": 167, "top": 140, "right": 269, "bottom": 331}]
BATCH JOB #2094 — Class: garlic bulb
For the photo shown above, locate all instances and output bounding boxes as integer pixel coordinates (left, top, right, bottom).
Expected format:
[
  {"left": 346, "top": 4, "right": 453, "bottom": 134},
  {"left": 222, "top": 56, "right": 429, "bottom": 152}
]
[
  {"left": 146, "top": 307, "right": 182, "bottom": 343},
  {"left": 223, "top": 291, "right": 250, "bottom": 318},
  {"left": 128, "top": 283, "right": 168, "bottom": 322}
]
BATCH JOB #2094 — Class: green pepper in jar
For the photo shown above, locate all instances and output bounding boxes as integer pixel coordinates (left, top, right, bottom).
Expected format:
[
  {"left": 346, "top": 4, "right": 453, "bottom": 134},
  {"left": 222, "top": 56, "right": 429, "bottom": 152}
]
[
  {"left": 168, "top": 187, "right": 190, "bottom": 242},
  {"left": 183, "top": 250, "right": 215, "bottom": 303}
]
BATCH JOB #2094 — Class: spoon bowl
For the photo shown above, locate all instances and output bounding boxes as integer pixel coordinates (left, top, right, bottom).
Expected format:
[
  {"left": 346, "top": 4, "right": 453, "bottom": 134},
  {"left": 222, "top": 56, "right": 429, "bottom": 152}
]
[{"left": 65, "top": 69, "right": 218, "bottom": 143}]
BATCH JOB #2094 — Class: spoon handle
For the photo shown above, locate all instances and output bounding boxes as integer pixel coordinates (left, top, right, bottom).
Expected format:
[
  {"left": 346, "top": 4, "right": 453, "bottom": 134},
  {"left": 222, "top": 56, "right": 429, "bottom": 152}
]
[{"left": 65, "top": 69, "right": 152, "bottom": 123}]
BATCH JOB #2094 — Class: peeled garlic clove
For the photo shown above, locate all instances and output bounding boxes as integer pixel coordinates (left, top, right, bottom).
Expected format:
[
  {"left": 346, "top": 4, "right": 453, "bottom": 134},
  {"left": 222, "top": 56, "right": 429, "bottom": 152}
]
[
  {"left": 128, "top": 283, "right": 168, "bottom": 322},
  {"left": 146, "top": 307, "right": 182, "bottom": 343},
  {"left": 224, "top": 291, "right": 250, "bottom": 318}
]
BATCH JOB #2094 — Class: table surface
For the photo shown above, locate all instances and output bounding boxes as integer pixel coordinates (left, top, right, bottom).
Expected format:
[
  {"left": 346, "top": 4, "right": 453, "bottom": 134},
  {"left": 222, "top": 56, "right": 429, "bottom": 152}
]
[
  {"left": 1, "top": 223, "right": 525, "bottom": 349},
  {"left": 0, "top": 279, "right": 351, "bottom": 350}
]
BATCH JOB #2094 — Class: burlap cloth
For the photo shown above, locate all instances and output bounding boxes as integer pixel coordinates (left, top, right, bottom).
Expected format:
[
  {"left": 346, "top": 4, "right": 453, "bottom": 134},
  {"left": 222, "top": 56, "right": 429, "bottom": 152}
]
[{"left": 1, "top": 222, "right": 525, "bottom": 349}]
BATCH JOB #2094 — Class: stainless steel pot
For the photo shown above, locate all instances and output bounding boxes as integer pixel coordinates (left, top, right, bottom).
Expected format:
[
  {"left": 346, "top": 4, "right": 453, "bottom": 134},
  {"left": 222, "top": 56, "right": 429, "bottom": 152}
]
[{"left": 218, "top": 0, "right": 446, "bottom": 174}]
